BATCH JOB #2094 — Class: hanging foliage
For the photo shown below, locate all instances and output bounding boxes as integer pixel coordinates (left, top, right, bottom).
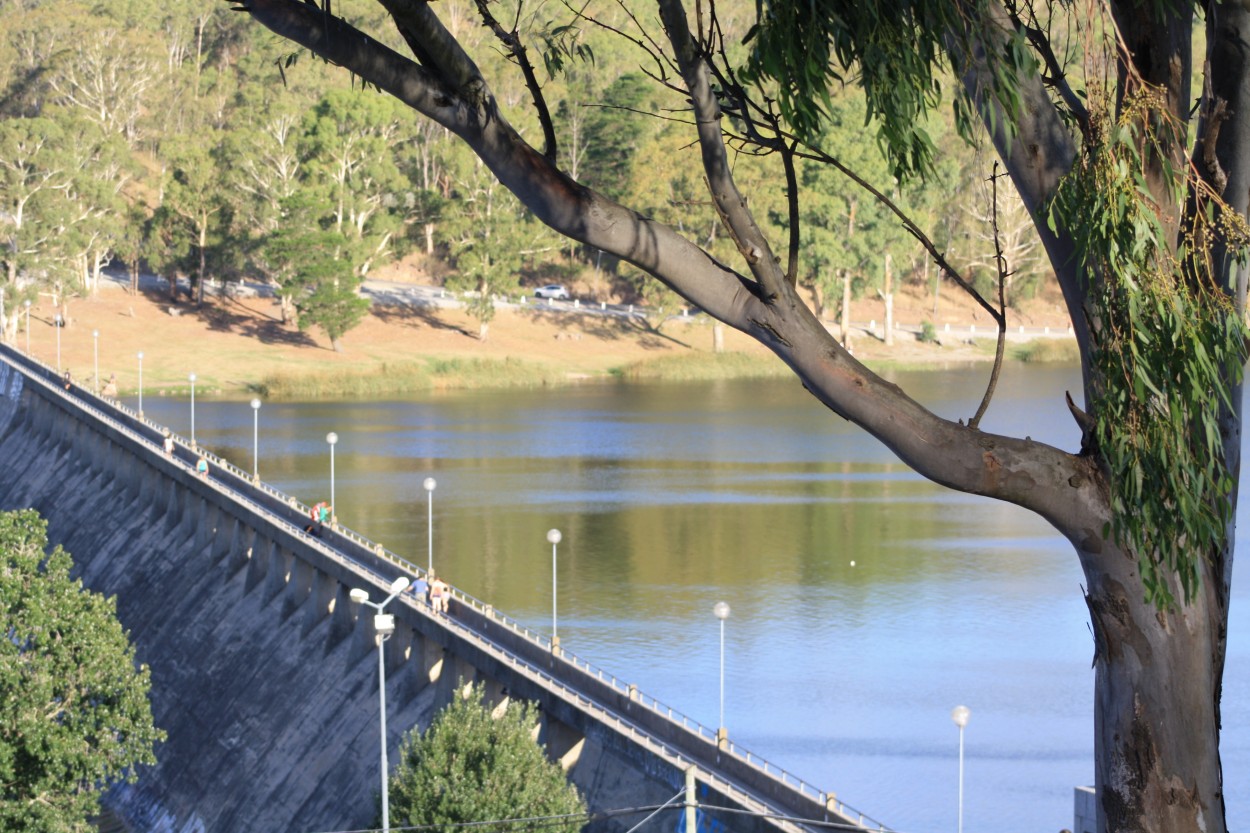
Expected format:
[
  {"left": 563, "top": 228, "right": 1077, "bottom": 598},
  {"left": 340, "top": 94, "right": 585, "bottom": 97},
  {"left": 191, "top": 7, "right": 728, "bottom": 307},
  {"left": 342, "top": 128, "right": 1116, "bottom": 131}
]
[{"left": 1050, "top": 88, "right": 1250, "bottom": 608}]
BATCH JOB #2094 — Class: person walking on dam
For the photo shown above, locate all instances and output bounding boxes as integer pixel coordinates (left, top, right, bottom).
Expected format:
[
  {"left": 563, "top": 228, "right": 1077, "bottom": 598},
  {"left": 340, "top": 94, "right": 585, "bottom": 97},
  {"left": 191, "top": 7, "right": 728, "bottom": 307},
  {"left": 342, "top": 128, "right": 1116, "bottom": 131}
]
[
  {"left": 306, "top": 501, "right": 330, "bottom": 537},
  {"left": 428, "top": 572, "right": 449, "bottom": 615},
  {"left": 410, "top": 574, "right": 429, "bottom": 606}
]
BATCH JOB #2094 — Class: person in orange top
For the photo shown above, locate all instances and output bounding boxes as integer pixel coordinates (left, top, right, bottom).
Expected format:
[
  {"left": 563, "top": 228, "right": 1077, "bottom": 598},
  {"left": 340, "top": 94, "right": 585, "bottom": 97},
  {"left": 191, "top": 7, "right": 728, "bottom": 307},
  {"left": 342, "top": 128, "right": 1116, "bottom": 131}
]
[{"left": 428, "top": 572, "right": 449, "bottom": 615}]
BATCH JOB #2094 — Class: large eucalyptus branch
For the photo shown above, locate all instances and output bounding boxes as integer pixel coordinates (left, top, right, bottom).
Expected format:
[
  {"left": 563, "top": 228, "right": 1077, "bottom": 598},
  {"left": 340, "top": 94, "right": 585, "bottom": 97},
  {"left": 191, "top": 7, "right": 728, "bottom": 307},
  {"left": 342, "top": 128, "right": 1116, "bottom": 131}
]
[
  {"left": 1193, "top": 1, "right": 1250, "bottom": 313},
  {"left": 1187, "top": 1, "right": 1250, "bottom": 601},
  {"left": 375, "top": 0, "right": 483, "bottom": 91},
  {"left": 656, "top": 0, "right": 790, "bottom": 302},
  {"left": 231, "top": 0, "right": 1102, "bottom": 544}
]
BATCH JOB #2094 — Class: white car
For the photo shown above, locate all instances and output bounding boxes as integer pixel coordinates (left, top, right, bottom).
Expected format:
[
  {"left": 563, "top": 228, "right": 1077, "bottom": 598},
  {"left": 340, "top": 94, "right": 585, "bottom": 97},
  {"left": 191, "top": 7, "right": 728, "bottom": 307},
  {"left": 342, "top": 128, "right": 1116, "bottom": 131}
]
[{"left": 534, "top": 284, "right": 570, "bottom": 300}]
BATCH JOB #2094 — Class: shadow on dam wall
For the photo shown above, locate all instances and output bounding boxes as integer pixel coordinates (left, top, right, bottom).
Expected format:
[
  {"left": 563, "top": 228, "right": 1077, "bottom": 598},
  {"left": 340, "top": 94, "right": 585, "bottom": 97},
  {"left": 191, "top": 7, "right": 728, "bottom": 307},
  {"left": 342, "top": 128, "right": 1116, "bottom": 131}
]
[{"left": 0, "top": 348, "right": 878, "bottom": 833}]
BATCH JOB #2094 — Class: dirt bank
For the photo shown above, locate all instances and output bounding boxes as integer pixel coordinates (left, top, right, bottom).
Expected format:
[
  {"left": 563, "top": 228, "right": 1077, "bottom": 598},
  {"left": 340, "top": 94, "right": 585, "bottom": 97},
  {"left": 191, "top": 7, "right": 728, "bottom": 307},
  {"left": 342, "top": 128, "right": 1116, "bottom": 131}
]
[{"left": 18, "top": 281, "right": 1071, "bottom": 398}]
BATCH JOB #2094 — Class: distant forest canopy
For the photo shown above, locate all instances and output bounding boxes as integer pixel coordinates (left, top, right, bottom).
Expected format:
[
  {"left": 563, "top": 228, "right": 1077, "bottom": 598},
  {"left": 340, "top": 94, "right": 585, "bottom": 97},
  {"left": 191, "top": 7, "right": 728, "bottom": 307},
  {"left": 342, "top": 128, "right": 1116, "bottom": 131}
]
[{"left": 0, "top": 0, "right": 1048, "bottom": 334}]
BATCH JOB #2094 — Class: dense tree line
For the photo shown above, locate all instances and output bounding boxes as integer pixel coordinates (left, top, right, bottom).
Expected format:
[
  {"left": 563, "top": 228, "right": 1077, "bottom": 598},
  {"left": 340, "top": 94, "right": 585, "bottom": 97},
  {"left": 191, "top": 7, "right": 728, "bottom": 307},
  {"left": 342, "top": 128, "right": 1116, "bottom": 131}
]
[{"left": 0, "top": 0, "right": 1041, "bottom": 347}]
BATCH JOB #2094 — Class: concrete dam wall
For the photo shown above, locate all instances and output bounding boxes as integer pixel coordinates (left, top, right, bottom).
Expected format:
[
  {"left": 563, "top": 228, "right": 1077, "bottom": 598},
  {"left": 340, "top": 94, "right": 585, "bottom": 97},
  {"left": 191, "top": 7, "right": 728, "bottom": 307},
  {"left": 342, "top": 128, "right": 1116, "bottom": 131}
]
[{"left": 0, "top": 347, "right": 881, "bottom": 833}]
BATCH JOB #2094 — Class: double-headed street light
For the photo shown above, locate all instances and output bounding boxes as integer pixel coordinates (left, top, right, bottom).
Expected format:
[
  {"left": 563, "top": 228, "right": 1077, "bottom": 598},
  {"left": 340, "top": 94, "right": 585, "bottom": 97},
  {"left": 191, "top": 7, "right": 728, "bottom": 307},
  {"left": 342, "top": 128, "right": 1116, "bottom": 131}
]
[
  {"left": 713, "top": 601, "right": 731, "bottom": 743},
  {"left": 951, "top": 705, "right": 971, "bottom": 833},
  {"left": 250, "top": 398, "right": 262, "bottom": 482},
  {"left": 423, "top": 477, "right": 437, "bottom": 573},
  {"left": 548, "top": 528, "right": 562, "bottom": 649},
  {"left": 350, "top": 575, "right": 412, "bottom": 833},
  {"left": 327, "top": 432, "right": 339, "bottom": 523}
]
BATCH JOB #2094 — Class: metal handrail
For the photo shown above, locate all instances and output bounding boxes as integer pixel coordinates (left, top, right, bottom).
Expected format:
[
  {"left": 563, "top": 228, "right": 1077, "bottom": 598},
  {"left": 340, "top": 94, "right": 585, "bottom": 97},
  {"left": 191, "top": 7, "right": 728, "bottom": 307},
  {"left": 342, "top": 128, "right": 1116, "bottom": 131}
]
[{"left": 0, "top": 347, "right": 890, "bottom": 832}]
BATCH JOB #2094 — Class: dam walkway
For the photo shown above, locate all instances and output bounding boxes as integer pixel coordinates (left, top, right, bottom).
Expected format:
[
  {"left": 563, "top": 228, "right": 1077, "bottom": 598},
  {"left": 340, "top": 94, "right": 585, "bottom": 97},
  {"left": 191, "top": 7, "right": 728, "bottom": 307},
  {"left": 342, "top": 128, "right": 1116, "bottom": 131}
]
[{"left": 0, "top": 344, "right": 889, "bottom": 833}]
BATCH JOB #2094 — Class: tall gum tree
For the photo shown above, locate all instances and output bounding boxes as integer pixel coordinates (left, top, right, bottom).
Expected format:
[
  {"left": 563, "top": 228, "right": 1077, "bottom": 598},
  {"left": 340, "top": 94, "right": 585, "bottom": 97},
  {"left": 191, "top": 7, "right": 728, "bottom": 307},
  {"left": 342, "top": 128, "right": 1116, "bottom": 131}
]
[{"left": 227, "top": 1, "right": 1248, "bottom": 830}]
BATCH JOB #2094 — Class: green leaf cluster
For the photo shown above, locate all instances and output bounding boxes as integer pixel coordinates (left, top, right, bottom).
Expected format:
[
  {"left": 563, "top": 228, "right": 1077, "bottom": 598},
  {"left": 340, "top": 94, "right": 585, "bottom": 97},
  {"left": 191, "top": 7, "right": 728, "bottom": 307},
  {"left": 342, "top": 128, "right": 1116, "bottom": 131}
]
[
  {"left": 0, "top": 509, "right": 163, "bottom": 833},
  {"left": 387, "top": 683, "right": 585, "bottom": 833},
  {"left": 291, "top": 244, "right": 369, "bottom": 350},
  {"left": 1050, "top": 95, "right": 1250, "bottom": 608},
  {"left": 743, "top": 0, "right": 1027, "bottom": 182}
]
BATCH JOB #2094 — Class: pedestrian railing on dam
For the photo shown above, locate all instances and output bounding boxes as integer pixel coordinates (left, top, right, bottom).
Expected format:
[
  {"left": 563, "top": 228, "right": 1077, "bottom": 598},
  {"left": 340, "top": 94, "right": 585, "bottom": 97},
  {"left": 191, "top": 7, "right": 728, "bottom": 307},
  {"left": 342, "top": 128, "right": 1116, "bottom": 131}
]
[{"left": 0, "top": 345, "right": 890, "bottom": 833}]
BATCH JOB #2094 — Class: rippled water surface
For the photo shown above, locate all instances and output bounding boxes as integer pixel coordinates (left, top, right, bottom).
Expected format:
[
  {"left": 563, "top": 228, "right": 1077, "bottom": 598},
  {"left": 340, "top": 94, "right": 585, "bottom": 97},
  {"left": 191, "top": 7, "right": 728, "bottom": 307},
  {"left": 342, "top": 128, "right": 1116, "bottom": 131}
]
[{"left": 135, "top": 362, "right": 1249, "bottom": 833}]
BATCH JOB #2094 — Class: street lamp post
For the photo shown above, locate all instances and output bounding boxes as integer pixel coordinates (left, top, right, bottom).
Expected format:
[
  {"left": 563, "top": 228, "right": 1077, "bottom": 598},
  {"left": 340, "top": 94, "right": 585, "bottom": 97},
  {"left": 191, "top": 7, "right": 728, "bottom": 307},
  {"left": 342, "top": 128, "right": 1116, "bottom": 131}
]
[
  {"left": 547, "top": 528, "right": 562, "bottom": 649},
  {"left": 713, "top": 601, "right": 731, "bottom": 743},
  {"left": 54, "top": 315, "right": 62, "bottom": 372},
  {"left": 327, "top": 432, "right": 338, "bottom": 523},
  {"left": 423, "top": 477, "right": 436, "bottom": 573},
  {"left": 92, "top": 329, "right": 99, "bottom": 394},
  {"left": 250, "top": 398, "right": 261, "bottom": 482},
  {"left": 23, "top": 300, "right": 30, "bottom": 355},
  {"left": 350, "top": 575, "right": 412, "bottom": 833},
  {"left": 137, "top": 352, "right": 144, "bottom": 417},
  {"left": 951, "top": 705, "right": 971, "bottom": 833},
  {"left": 188, "top": 373, "right": 197, "bottom": 447}
]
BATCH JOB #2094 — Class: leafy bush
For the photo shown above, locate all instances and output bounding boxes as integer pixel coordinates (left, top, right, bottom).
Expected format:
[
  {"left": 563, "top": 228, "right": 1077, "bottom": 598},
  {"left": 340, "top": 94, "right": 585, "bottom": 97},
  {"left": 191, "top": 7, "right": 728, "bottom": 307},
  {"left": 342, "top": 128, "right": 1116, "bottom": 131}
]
[
  {"left": 387, "top": 683, "right": 585, "bottom": 833},
  {"left": 0, "top": 509, "right": 163, "bottom": 833}
]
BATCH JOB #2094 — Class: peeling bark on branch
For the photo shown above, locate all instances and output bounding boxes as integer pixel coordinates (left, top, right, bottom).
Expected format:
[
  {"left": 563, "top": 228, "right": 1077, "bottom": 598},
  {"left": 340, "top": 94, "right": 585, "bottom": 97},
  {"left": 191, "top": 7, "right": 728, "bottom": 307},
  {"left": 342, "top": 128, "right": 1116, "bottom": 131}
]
[{"left": 234, "top": 0, "right": 1094, "bottom": 551}]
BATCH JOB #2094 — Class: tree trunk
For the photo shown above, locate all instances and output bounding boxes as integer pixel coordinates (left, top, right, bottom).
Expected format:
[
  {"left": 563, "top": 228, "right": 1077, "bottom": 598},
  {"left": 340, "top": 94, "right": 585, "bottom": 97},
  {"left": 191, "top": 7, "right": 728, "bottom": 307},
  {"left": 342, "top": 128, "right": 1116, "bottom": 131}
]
[
  {"left": 810, "top": 280, "right": 826, "bottom": 320},
  {"left": 280, "top": 294, "right": 297, "bottom": 326},
  {"left": 90, "top": 254, "right": 104, "bottom": 296},
  {"left": 196, "top": 222, "right": 207, "bottom": 306},
  {"left": 1082, "top": 535, "right": 1228, "bottom": 832},
  {"left": 840, "top": 270, "right": 852, "bottom": 349},
  {"left": 842, "top": 196, "right": 857, "bottom": 348},
  {"left": 882, "top": 252, "right": 894, "bottom": 347}
]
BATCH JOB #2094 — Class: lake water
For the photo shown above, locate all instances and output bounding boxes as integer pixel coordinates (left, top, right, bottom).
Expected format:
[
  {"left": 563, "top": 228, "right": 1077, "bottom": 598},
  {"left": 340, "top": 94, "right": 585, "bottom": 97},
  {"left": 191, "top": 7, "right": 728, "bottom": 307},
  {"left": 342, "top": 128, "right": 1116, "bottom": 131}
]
[{"left": 132, "top": 363, "right": 1249, "bottom": 833}]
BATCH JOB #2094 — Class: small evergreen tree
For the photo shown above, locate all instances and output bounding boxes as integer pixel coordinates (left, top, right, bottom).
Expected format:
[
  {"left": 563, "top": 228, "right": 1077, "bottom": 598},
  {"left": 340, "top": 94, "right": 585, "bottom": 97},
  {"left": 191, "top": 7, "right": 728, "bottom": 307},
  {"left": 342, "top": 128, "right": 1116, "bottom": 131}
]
[
  {"left": 288, "top": 234, "right": 369, "bottom": 352},
  {"left": 387, "top": 683, "right": 585, "bottom": 833},
  {"left": 0, "top": 509, "right": 163, "bottom": 832}
]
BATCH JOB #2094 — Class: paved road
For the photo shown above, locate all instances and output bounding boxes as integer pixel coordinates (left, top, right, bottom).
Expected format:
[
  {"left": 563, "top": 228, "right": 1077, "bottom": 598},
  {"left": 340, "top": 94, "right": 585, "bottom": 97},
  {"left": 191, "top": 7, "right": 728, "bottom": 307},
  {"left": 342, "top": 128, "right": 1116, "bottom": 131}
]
[
  {"left": 102, "top": 267, "right": 656, "bottom": 322},
  {"left": 100, "top": 267, "right": 1073, "bottom": 341}
]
